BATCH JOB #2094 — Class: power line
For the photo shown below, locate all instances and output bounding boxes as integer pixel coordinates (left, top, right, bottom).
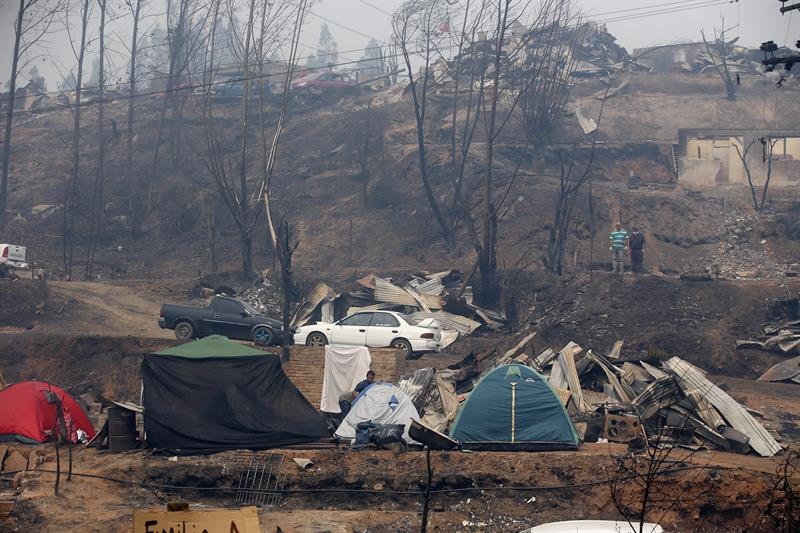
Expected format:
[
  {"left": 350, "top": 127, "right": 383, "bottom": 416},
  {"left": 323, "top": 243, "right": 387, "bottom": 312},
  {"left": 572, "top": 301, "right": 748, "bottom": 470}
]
[
  {"left": 597, "top": 0, "right": 737, "bottom": 25},
  {"left": 311, "top": 9, "right": 388, "bottom": 44},
  {"left": 2, "top": 39, "right": 396, "bottom": 103},
  {"left": 0, "top": 44, "right": 431, "bottom": 121},
  {"left": 588, "top": 0, "right": 712, "bottom": 19}
]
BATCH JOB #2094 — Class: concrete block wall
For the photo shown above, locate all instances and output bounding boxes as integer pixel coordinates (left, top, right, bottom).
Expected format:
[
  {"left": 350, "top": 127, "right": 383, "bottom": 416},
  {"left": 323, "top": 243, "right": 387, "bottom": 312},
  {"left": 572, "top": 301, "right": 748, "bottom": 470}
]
[{"left": 281, "top": 347, "right": 404, "bottom": 408}]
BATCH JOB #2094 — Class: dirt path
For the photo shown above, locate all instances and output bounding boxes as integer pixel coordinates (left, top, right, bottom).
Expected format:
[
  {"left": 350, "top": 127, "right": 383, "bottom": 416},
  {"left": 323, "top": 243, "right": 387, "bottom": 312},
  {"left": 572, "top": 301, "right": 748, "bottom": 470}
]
[{"left": 45, "top": 281, "right": 172, "bottom": 338}]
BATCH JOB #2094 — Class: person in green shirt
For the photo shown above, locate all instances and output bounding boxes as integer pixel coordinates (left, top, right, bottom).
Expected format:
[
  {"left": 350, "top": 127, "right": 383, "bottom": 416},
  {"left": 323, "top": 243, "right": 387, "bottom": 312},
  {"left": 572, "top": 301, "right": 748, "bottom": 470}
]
[{"left": 609, "top": 223, "right": 629, "bottom": 274}]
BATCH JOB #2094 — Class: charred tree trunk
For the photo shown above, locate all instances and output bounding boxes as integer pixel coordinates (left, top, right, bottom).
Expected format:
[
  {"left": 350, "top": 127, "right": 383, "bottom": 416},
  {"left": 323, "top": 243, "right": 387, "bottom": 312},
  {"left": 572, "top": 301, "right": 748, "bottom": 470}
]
[
  {"left": 63, "top": 0, "right": 91, "bottom": 280},
  {"left": 0, "top": 0, "right": 25, "bottom": 235},
  {"left": 126, "top": 0, "right": 144, "bottom": 239},
  {"left": 278, "top": 220, "right": 296, "bottom": 364},
  {"left": 86, "top": 0, "right": 107, "bottom": 279}
]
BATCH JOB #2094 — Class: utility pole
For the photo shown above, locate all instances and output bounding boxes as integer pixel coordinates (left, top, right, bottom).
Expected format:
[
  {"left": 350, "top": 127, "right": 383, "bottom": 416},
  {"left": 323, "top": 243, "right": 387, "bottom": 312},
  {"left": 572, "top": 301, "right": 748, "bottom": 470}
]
[{"left": 760, "top": 2, "right": 800, "bottom": 73}]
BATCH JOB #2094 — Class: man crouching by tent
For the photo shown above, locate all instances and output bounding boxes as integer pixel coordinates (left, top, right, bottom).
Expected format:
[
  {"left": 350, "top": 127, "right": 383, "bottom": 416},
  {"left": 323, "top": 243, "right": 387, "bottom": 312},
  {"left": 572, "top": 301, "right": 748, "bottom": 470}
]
[{"left": 338, "top": 370, "right": 375, "bottom": 415}]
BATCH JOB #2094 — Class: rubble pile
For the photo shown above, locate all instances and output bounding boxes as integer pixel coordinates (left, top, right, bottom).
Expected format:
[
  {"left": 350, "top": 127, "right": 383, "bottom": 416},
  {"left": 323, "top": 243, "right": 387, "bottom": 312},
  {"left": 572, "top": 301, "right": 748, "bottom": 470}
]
[
  {"left": 682, "top": 206, "right": 785, "bottom": 280},
  {"left": 532, "top": 343, "right": 781, "bottom": 456},
  {"left": 237, "top": 276, "right": 282, "bottom": 317},
  {"left": 737, "top": 317, "right": 800, "bottom": 355},
  {"left": 570, "top": 22, "right": 632, "bottom": 77},
  {"left": 292, "top": 270, "right": 507, "bottom": 347},
  {"left": 405, "top": 337, "right": 782, "bottom": 456}
]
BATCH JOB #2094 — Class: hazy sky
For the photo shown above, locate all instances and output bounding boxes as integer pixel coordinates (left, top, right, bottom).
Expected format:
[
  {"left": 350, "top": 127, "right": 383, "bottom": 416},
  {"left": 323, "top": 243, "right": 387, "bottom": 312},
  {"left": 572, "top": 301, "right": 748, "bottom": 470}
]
[{"left": 0, "top": 0, "right": 794, "bottom": 88}]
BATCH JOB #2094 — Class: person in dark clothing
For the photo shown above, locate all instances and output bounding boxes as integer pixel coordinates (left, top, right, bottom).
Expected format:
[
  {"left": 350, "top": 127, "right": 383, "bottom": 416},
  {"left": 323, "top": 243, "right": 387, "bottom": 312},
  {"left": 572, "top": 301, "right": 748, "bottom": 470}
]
[
  {"left": 629, "top": 227, "right": 646, "bottom": 274},
  {"left": 354, "top": 370, "right": 376, "bottom": 395},
  {"left": 338, "top": 370, "right": 376, "bottom": 415}
]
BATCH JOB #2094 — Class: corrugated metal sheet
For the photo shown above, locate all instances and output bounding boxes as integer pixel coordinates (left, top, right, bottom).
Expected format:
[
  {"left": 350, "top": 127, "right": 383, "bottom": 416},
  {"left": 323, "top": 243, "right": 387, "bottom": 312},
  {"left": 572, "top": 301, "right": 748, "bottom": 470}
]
[
  {"left": 408, "top": 277, "right": 445, "bottom": 295},
  {"left": 372, "top": 276, "right": 419, "bottom": 306},
  {"left": 291, "top": 282, "right": 338, "bottom": 327},
  {"left": 664, "top": 357, "right": 782, "bottom": 457},
  {"left": 558, "top": 343, "right": 586, "bottom": 412},
  {"left": 410, "top": 311, "right": 480, "bottom": 335},
  {"left": 632, "top": 377, "right": 681, "bottom": 420}
]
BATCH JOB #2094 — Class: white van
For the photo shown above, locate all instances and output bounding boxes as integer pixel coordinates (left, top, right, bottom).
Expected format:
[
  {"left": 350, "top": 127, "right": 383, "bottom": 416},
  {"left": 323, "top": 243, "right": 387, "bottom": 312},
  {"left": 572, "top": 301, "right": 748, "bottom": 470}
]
[{"left": 0, "top": 244, "right": 28, "bottom": 269}]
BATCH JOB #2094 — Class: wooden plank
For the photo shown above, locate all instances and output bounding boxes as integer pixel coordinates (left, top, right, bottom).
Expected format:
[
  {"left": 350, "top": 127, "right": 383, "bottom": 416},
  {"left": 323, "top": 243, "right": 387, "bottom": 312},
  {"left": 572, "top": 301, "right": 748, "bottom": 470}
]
[
  {"left": 549, "top": 359, "right": 568, "bottom": 390},
  {"left": 534, "top": 348, "right": 555, "bottom": 368},
  {"left": 503, "top": 333, "right": 536, "bottom": 359},
  {"left": 608, "top": 340, "right": 624, "bottom": 359},
  {"left": 559, "top": 343, "right": 587, "bottom": 412},
  {"left": 664, "top": 357, "right": 782, "bottom": 457}
]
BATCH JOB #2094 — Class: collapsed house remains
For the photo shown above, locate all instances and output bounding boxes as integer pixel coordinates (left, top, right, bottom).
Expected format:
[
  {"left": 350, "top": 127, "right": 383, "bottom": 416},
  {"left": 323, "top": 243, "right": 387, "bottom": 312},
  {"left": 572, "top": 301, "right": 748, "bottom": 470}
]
[
  {"left": 399, "top": 337, "right": 782, "bottom": 456},
  {"left": 289, "top": 270, "right": 506, "bottom": 349}
]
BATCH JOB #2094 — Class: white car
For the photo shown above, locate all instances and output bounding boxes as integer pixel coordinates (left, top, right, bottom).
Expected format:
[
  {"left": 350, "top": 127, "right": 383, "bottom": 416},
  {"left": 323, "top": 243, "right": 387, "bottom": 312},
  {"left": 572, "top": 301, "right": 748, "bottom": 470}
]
[{"left": 293, "top": 310, "right": 442, "bottom": 357}]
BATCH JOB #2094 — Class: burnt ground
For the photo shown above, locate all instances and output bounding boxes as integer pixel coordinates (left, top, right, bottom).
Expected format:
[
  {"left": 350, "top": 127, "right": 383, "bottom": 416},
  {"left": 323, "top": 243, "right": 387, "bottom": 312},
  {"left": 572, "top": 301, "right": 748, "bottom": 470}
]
[
  {"left": 529, "top": 274, "right": 800, "bottom": 379},
  {"left": 2, "top": 444, "right": 796, "bottom": 532}
]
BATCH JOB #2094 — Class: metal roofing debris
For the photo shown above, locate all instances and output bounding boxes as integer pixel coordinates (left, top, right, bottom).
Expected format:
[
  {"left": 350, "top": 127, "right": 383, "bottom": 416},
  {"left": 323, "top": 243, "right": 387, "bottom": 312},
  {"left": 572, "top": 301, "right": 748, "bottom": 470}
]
[
  {"left": 737, "top": 318, "right": 800, "bottom": 355},
  {"left": 521, "top": 344, "right": 785, "bottom": 456},
  {"left": 664, "top": 357, "right": 782, "bottom": 457},
  {"left": 410, "top": 311, "right": 480, "bottom": 336},
  {"left": 757, "top": 354, "right": 800, "bottom": 383},
  {"left": 574, "top": 106, "right": 598, "bottom": 135},
  {"left": 296, "top": 270, "right": 507, "bottom": 346},
  {"left": 558, "top": 343, "right": 586, "bottom": 412},
  {"left": 291, "top": 282, "right": 338, "bottom": 328}
]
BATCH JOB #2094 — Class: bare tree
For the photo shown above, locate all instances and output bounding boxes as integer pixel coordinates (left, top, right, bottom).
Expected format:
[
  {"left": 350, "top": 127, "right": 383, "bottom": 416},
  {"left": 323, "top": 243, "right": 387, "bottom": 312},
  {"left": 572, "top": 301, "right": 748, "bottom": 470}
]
[
  {"left": 610, "top": 422, "right": 709, "bottom": 533},
  {"left": 62, "top": 0, "right": 92, "bottom": 279},
  {"left": 764, "top": 449, "right": 800, "bottom": 532},
  {"left": 1, "top": 0, "right": 61, "bottom": 233},
  {"left": 124, "top": 0, "right": 148, "bottom": 239},
  {"left": 544, "top": 89, "right": 608, "bottom": 276},
  {"left": 85, "top": 0, "right": 108, "bottom": 279},
  {"left": 261, "top": 0, "right": 309, "bottom": 363},
  {"left": 733, "top": 136, "right": 779, "bottom": 212},
  {"left": 701, "top": 18, "right": 738, "bottom": 101},
  {"left": 392, "top": 0, "right": 454, "bottom": 245}
]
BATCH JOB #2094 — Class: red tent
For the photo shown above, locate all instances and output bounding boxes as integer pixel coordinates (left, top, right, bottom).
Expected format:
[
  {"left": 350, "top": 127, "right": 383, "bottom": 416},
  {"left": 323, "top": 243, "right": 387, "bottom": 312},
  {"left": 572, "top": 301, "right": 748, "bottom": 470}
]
[{"left": 0, "top": 381, "right": 95, "bottom": 444}]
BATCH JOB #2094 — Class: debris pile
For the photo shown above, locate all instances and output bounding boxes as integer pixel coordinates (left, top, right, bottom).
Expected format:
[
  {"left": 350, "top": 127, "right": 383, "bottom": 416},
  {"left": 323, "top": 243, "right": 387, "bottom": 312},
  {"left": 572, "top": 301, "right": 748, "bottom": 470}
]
[
  {"left": 407, "top": 336, "right": 782, "bottom": 456},
  {"left": 533, "top": 342, "right": 782, "bottom": 456},
  {"left": 237, "top": 276, "right": 282, "bottom": 317},
  {"left": 291, "top": 270, "right": 507, "bottom": 347},
  {"left": 570, "top": 22, "right": 632, "bottom": 77},
  {"left": 737, "top": 318, "right": 800, "bottom": 355}
]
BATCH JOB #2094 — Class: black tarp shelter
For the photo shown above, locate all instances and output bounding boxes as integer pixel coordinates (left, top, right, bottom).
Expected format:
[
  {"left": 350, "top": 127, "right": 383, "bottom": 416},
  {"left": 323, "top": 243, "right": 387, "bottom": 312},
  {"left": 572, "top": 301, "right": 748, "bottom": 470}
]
[{"left": 142, "top": 335, "right": 329, "bottom": 454}]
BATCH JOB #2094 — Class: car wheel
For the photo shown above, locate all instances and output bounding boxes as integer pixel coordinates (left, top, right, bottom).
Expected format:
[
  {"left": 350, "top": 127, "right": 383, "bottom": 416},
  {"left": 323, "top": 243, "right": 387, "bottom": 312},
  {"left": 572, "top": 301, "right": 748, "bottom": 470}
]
[
  {"left": 390, "top": 338, "right": 412, "bottom": 358},
  {"left": 174, "top": 321, "right": 195, "bottom": 340},
  {"left": 252, "top": 326, "right": 274, "bottom": 346},
  {"left": 306, "top": 332, "right": 328, "bottom": 347}
]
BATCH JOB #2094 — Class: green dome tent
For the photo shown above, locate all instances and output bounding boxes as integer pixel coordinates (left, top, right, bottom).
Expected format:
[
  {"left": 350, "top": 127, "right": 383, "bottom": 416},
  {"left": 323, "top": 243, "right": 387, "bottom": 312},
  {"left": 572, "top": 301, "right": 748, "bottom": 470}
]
[{"left": 450, "top": 364, "right": 579, "bottom": 451}]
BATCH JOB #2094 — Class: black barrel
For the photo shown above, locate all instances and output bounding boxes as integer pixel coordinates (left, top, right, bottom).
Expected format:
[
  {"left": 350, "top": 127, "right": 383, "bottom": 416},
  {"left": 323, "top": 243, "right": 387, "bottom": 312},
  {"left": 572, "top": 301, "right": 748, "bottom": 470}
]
[{"left": 107, "top": 406, "right": 137, "bottom": 451}]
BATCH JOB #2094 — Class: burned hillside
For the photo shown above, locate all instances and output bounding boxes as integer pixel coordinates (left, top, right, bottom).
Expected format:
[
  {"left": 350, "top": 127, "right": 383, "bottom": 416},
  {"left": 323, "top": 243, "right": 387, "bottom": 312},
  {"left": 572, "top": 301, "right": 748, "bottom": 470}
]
[{"left": 3, "top": 1, "right": 800, "bottom": 531}]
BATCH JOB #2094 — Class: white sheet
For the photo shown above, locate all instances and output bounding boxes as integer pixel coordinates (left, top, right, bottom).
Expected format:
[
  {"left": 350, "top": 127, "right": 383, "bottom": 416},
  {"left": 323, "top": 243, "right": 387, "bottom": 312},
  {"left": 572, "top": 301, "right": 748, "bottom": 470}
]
[
  {"left": 335, "top": 383, "right": 420, "bottom": 443},
  {"left": 319, "top": 345, "right": 372, "bottom": 413}
]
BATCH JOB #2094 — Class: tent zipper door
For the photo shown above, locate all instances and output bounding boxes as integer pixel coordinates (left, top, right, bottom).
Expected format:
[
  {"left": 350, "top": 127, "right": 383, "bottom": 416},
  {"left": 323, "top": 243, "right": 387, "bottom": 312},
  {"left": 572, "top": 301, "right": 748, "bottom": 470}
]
[{"left": 511, "top": 382, "right": 516, "bottom": 444}]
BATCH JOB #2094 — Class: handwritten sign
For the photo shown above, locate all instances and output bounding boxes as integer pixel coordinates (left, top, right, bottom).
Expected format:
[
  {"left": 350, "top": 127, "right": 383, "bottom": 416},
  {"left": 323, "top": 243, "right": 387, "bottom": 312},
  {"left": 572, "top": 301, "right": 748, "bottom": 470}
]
[{"left": 133, "top": 506, "right": 260, "bottom": 533}]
